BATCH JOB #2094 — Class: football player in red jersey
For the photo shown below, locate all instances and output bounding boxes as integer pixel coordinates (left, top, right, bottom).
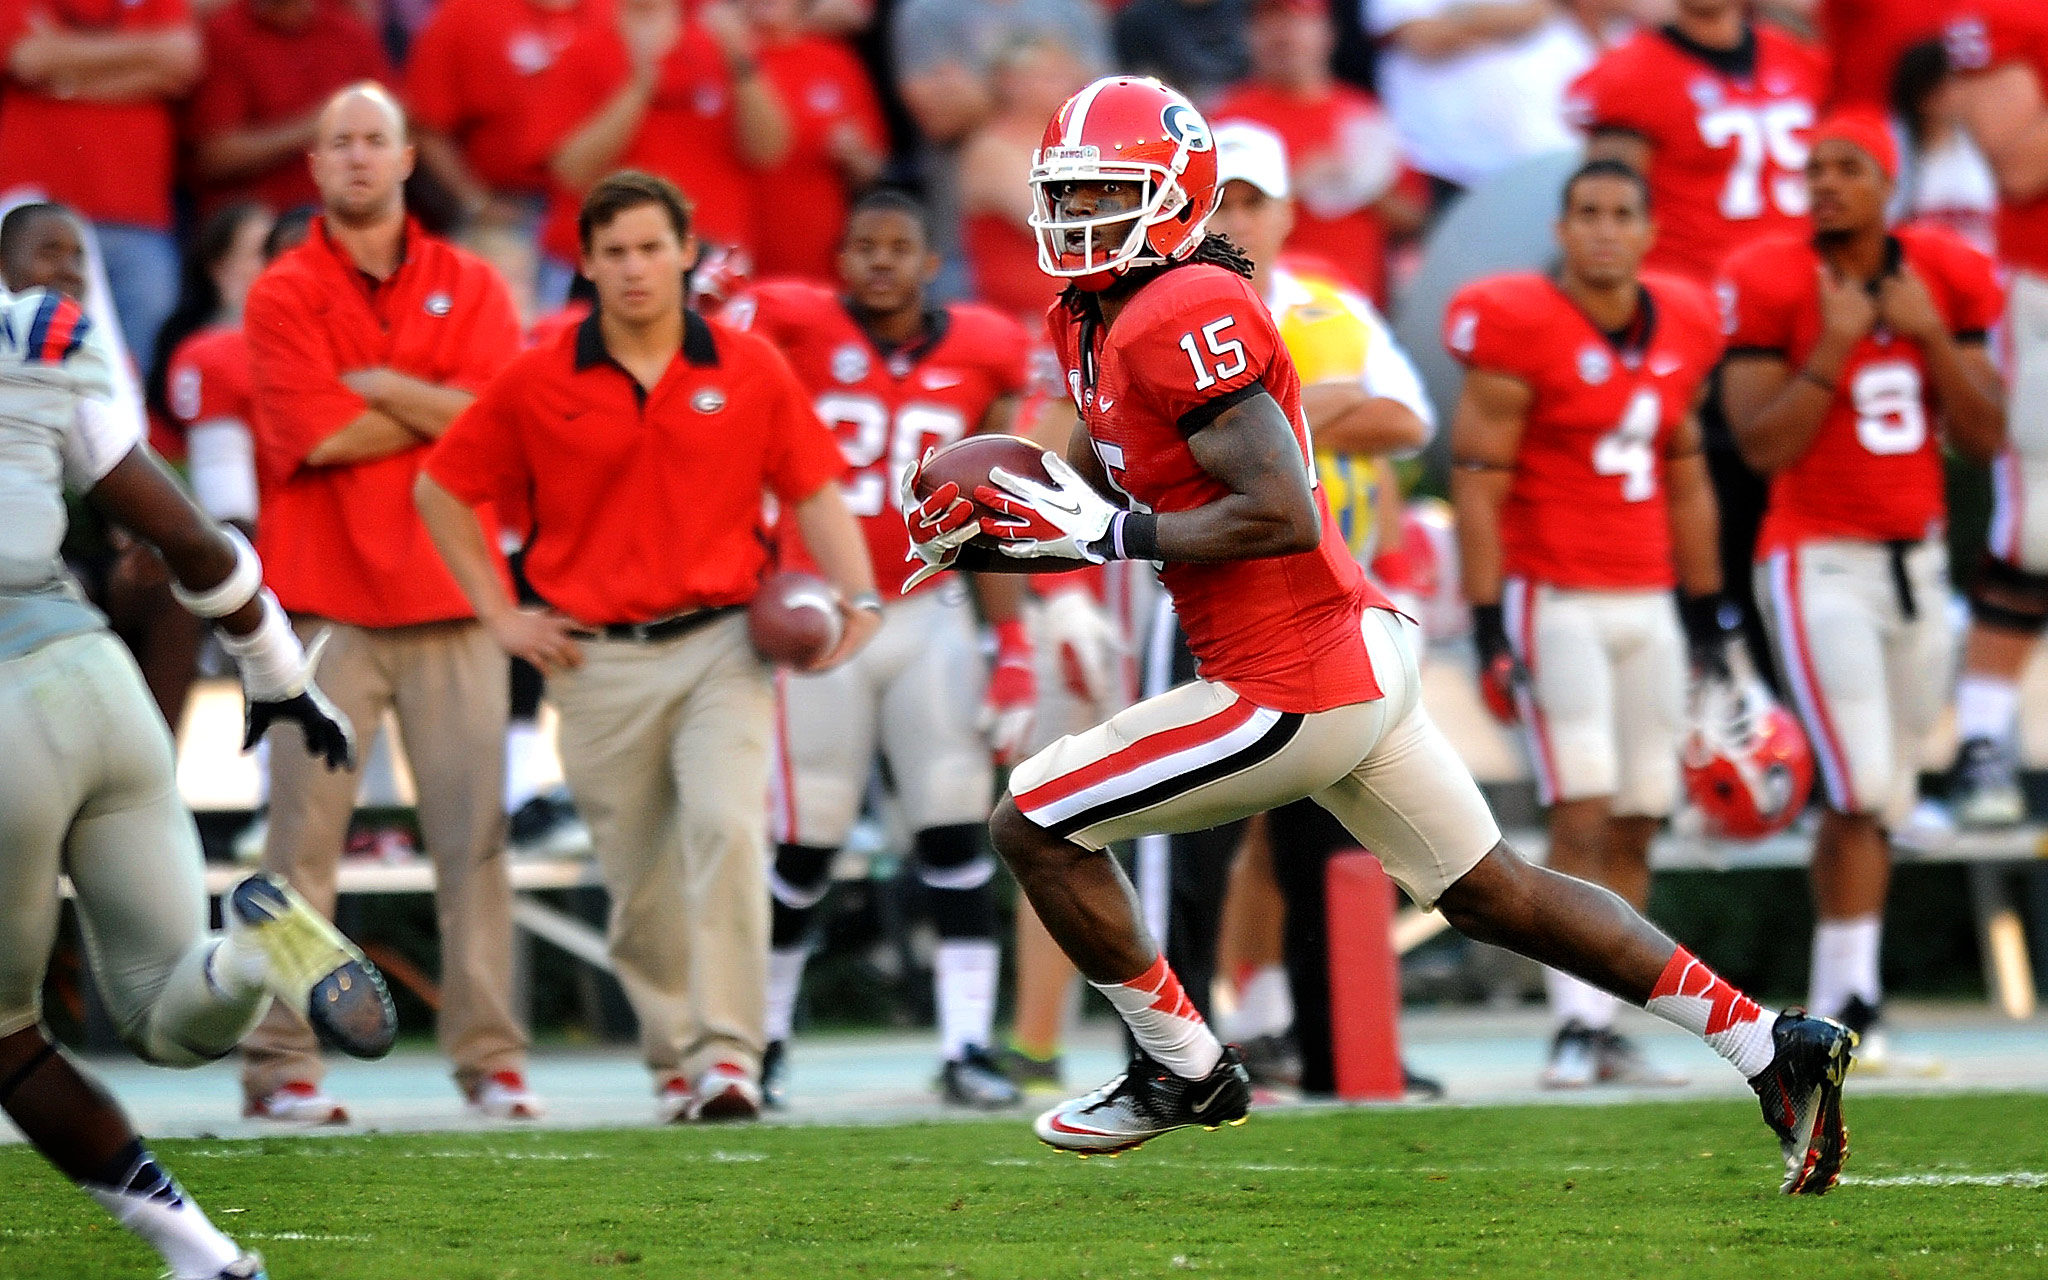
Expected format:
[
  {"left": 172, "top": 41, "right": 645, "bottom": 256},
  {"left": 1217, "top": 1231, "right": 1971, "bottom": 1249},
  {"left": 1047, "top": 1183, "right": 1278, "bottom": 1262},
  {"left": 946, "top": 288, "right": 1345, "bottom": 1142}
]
[
  {"left": 1721, "top": 113, "right": 2005, "bottom": 1068},
  {"left": 1939, "top": 2, "right": 2048, "bottom": 826},
  {"left": 1566, "top": 0, "right": 1828, "bottom": 695},
  {"left": 905, "top": 77, "right": 1855, "bottom": 1193},
  {"left": 1448, "top": 159, "right": 1729, "bottom": 1091},
  {"left": 724, "top": 189, "right": 1035, "bottom": 1110}
]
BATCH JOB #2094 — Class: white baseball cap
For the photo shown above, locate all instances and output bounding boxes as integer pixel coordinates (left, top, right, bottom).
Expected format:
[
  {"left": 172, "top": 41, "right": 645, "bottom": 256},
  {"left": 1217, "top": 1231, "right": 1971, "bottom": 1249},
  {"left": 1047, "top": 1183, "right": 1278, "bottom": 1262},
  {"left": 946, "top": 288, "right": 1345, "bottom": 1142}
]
[{"left": 1214, "top": 120, "right": 1291, "bottom": 200}]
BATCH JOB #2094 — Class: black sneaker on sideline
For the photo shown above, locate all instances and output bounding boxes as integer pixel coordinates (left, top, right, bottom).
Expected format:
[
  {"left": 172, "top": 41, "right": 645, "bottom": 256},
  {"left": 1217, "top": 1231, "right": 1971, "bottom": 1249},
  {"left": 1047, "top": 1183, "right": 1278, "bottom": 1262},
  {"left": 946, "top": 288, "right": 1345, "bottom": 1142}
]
[
  {"left": 1238, "top": 1032, "right": 1303, "bottom": 1088},
  {"left": 1950, "top": 736, "right": 2025, "bottom": 827},
  {"left": 1748, "top": 1010, "right": 1856, "bottom": 1195},
  {"left": 939, "top": 1044, "right": 1022, "bottom": 1109},
  {"left": 1033, "top": 1046, "right": 1251, "bottom": 1156},
  {"left": 761, "top": 1039, "right": 788, "bottom": 1110}
]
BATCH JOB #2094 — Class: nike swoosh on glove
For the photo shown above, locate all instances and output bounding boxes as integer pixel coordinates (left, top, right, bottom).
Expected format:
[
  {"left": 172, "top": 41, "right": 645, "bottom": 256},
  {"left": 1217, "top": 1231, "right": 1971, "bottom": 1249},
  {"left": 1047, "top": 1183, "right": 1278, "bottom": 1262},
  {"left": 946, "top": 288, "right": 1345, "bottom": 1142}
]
[
  {"left": 900, "top": 448, "right": 981, "bottom": 591},
  {"left": 244, "top": 630, "right": 357, "bottom": 770},
  {"left": 975, "top": 452, "right": 1118, "bottom": 563}
]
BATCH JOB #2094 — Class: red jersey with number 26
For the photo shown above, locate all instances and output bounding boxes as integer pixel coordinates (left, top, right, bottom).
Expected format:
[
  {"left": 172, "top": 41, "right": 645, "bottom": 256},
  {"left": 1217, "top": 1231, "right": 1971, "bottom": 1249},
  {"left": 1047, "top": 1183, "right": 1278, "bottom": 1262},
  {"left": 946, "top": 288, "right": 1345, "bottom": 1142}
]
[
  {"left": 1047, "top": 264, "right": 1389, "bottom": 714},
  {"left": 727, "top": 280, "right": 1032, "bottom": 597},
  {"left": 1444, "top": 271, "right": 1725, "bottom": 589},
  {"left": 1719, "top": 226, "right": 2004, "bottom": 556}
]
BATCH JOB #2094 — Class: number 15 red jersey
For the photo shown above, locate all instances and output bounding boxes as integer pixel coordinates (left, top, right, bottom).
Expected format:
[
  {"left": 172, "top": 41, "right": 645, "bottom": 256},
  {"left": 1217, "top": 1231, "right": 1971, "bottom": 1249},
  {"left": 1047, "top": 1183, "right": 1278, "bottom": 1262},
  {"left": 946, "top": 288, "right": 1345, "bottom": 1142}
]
[
  {"left": 726, "top": 280, "right": 1032, "bottom": 597},
  {"left": 1445, "top": 271, "right": 1725, "bottom": 589},
  {"left": 1046, "top": 263, "right": 1392, "bottom": 714}
]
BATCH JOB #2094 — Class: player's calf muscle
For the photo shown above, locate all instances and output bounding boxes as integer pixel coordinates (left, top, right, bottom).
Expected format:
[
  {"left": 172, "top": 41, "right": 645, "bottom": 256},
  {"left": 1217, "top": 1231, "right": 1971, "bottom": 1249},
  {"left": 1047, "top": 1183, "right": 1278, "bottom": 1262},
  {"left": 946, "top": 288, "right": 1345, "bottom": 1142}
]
[
  {"left": 1436, "top": 843, "right": 1672, "bottom": 1005},
  {"left": 990, "top": 799, "right": 1152, "bottom": 982}
]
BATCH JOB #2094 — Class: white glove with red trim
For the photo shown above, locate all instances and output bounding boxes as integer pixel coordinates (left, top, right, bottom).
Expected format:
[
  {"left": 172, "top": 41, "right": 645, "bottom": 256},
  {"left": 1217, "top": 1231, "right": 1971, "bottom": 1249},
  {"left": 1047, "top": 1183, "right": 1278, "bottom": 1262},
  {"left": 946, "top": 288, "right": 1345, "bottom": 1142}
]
[
  {"left": 975, "top": 451, "right": 1119, "bottom": 564},
  {"left": 899, "top": 448, "right": 980, "bottom": 592},
  {"left": 1039, "top": 585, "right": 1126, "bottom": 712}
]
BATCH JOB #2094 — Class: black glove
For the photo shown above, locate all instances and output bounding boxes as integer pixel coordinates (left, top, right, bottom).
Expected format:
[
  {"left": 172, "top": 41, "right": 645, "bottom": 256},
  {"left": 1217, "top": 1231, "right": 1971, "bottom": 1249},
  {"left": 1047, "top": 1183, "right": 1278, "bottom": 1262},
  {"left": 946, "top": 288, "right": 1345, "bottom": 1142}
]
[
  {"left": 1679, "top": 592, "right": 1735, "bottom": 681},
  {"left": 244, "top": 683, "right": 356, "bottom": 771},
  {"left": 1471, "top": 602, "right": 1530, "bottom": 723}
]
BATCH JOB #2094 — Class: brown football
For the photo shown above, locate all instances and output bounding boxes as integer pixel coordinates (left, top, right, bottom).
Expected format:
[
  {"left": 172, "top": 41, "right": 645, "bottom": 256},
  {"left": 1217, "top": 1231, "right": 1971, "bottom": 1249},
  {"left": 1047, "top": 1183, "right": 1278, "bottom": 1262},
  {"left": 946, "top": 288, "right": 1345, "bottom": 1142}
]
[
  {"left": 912, "top": 433, "right": 1055, "bottom": 548},
  {"left": 748, "top": 571, "right": 843, "bottom": 668}
]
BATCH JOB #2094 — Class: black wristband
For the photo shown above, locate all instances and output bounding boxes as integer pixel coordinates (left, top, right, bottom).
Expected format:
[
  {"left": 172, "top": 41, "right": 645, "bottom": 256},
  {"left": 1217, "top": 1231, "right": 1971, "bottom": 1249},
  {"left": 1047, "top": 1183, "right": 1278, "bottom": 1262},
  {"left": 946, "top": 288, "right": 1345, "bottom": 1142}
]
[
  {"left": 1471, "top": 602, "right": 1509, "bottom": 663},
  {"left": 1678, "top": 592, "right": 1731, "bottom": 646},
  {"left": 1112, "top": 511, "right": 1160, "bottom": 561}
]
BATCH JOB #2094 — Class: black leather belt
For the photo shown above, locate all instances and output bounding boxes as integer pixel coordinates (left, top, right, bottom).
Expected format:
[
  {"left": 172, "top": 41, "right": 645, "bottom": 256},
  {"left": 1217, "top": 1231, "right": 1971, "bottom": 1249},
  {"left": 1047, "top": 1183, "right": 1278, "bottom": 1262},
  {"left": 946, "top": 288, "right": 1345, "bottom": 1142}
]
[{"left": 570, "top": 605, "right": 739, "bottom": 643}]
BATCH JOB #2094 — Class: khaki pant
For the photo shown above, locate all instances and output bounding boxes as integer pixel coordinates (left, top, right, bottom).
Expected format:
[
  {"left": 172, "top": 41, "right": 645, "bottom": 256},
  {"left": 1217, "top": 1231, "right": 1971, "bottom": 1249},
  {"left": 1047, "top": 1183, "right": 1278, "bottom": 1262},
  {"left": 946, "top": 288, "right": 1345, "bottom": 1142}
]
[
  {"left": 550, "top": 612, "right": 773, "bottom": 1081},
  {"left": 0, "top": 632, "right": 267, "bottom": 1063},
  {"left": 242, "top": 618, "right": 524, "bottom": 1099},
  {"left": 1010, "top": 608, "right": 1499, "bottom": 910}
]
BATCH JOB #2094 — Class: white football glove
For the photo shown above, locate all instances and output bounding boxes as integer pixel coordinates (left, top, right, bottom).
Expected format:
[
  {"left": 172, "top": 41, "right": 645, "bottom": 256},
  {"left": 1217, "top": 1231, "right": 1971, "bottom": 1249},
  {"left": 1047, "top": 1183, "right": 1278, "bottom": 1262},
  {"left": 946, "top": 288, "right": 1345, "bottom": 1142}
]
[
  {"left": 899, "top": 448, "right": 982, "bottom": 592},
  {"left": 1039, "top": 585, "right": 1127, "bottom": 712},
  {"left": 978, "top": 452, "right": 1120, "bottom": 563}
]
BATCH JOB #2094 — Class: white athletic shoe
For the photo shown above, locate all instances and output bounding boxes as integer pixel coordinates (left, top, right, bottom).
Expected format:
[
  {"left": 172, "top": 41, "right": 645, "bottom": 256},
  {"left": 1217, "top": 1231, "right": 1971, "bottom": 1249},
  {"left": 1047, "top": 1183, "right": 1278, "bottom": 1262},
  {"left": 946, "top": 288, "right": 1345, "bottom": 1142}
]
[
  {"left": 686, "top": 1062, "right": 762, "bottom": 1122},
  {"left": 1539, "top": 1021, "right": 1598, "bottom": 1089},
  {"left": 244, "top": 1081, "right": 348, "bottom": 1125},
  {"left": 466, "top": 1070, "right": 545, "bottom": 1120},
  {"left": 656, "top": 1075, "right": 694, "bottom": 1124},
  {"left": 226, "top": 874, "right": 396, "bottom": 1059}
]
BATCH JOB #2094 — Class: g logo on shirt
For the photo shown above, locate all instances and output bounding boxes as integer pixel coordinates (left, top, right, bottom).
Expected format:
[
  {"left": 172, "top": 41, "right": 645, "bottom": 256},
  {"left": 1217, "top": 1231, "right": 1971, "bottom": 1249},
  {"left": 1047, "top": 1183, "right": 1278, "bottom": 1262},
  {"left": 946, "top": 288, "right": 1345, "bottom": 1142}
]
[
  {"left": 425, "top": 292, "right": 453, "bottom": 317},
  {"left": 692, "top": 387, "right": 728, "bottom": 414}
]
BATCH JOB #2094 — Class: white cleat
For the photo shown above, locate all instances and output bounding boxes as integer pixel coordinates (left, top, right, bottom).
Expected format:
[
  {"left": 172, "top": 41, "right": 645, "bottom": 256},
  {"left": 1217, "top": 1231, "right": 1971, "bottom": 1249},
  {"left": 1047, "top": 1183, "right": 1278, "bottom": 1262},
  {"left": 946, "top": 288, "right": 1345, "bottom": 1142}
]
[
  {"left": 245, "top": 1081, "right": 349, "bottom": 1125},
  {"left": 466, "top": 1070, "right": 546, "bottom": 1120}
]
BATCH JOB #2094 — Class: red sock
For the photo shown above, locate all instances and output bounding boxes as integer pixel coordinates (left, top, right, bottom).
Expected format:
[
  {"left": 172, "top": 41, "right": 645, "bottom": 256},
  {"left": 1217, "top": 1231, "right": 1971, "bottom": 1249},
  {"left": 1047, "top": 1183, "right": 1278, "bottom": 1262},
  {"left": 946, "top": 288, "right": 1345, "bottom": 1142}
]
[{"left": 1644, "top": 947, "right": 1776, "bottom": 1078}]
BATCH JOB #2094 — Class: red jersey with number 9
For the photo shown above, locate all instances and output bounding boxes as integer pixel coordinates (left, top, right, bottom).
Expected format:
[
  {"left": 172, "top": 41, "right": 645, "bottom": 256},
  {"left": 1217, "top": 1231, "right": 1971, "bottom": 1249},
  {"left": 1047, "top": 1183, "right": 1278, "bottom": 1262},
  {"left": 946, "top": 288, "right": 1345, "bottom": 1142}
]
[
  {"left": 1566, "top": 25, "right": 1828, "bottom": 283},
  {"left": 1046, "top": 264, "right": 1389, "bottom": 713},
  {"left": 1445, "top": 271, "right": 1725, "bottom": 590},
  {"left": 1719, "top": 226, "right": 2004, "bottom": 557},
  {"left": 725, "top": 280, "right": 1032, "bottom": 597}
]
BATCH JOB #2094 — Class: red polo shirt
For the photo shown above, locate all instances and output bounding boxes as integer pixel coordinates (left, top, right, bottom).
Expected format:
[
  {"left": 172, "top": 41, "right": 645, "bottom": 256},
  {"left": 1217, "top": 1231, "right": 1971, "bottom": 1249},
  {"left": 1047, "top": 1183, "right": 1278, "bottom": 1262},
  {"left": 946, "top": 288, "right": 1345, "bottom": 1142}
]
[
  {"left": 0, "top": 0, "right": 189, "bottom": 229},
  {"left": 404, "top": 0, "right": 601, "bottom": 195},
  {"left": 426, "top": 307, "right": 846, "bottom": 625},
  {"left": 246, "top": 216, "right": 521, "bottom": 626},
  {"left": 189, "top": 0, "right": 392, "bottom": 213}
]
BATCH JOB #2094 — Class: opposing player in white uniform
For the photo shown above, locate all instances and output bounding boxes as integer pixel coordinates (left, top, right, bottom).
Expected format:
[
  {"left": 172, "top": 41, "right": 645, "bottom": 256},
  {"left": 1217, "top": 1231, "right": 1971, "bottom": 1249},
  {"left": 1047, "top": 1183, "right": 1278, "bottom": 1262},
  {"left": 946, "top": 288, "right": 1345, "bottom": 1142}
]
[{"left": 0, "top": 285, "right": 394, "bottom": 1280}]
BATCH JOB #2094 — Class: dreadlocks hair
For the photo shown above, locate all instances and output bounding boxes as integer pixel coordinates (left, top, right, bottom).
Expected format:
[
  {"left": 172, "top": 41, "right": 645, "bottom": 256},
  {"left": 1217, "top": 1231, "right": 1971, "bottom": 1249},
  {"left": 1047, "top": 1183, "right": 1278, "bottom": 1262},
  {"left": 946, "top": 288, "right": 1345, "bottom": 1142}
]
[{"left": 1058, "top": 231, "right": 1257, "bottom": 317}]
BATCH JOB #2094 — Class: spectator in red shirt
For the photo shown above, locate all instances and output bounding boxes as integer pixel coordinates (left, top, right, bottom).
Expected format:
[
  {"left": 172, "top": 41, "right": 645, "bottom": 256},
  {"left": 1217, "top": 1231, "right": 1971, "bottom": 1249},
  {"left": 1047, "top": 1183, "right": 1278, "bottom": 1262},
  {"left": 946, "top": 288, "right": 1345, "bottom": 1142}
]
[
  {"left": 527, "top": 0, "right": 791, "bottom": 303},
  {"left": 405, "top": 0, "right": 602, "bottom": 234},
  {"left": 188, "top": 0, "right": 392, "bottom": 215},
  {"left": 744, "top": 0, "right": 885, "bottom": 282},
  {"left": 0, "top": 0, "right": 201, "bottom": 360},
  {"left": 1210, "top": 0, "right": 1421, "bottom": 304},
  {"left": 957, "top": 34, "right": 1090, "bottom": 327}
]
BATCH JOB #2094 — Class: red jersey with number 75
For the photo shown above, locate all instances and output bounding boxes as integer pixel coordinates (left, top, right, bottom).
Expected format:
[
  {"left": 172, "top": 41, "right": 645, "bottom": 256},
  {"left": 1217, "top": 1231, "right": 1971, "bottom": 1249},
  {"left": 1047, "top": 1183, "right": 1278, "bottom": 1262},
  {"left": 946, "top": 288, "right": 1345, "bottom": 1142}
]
[
  {"left": 1566, "top": 25, "right": 1828, "bottom": 283},
  {"left": 1444, "top": 271, "right": 1725, "bottom": 590},
  {"left": 1719, "top": 226, "right": 2004, "bottom": 557},
  {"left": 1045, "top": 263, "right": 1389, "bottom": 713},
  {"left": 725, "top": 280, "right": 1032, "bottom": 597}
]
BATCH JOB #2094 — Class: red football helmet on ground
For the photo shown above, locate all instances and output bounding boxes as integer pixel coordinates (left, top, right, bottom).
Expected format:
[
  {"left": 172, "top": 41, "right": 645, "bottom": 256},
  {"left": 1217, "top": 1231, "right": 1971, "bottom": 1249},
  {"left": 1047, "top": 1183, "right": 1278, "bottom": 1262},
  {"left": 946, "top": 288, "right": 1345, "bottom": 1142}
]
[
  {"left": 1683, "top": 673, "right": 1814, "bottom": 839},
  {"left": 1029, "top": 76, "right": 1220, "bottom": 289}
]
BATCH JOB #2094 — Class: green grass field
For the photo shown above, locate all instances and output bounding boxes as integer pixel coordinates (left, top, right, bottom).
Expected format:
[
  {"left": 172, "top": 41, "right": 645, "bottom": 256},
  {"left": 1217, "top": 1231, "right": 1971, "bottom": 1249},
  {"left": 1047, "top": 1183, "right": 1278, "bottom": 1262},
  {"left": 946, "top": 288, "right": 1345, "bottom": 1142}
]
[{"left": 4, "top": 1094, "right": 2045, "bottom": 1279}]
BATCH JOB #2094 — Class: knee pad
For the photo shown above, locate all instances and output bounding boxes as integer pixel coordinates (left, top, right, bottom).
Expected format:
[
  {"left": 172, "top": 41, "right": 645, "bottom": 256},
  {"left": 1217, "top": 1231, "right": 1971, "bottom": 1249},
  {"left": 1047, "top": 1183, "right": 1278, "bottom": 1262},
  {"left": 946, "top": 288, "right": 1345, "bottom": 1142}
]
[
  {"left": 1969, "top": 554, "right": 2048, "bottom": 635},
  {"left": 916, "top": 825, "right": 999, "bottom": 939},
  {"left": 771, "top": 844, "right": 836, "bottom": 948}
]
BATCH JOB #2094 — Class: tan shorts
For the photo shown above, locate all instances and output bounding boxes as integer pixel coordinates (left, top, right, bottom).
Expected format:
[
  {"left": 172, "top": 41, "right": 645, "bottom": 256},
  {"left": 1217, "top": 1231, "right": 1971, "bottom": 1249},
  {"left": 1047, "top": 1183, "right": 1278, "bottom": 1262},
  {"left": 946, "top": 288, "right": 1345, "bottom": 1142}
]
[
  {"left": 771, "top": 585, "right": 993, "bottom": 846},
  {"left": 1502, "top": 579, "right": 1686, "bottom": 816},
  {"left": 1007, "top": 608, "right": 1500, "bottom": 909},
  {"left": 1987, "top": 272, "right": 2048, "bottom": 571},
  {"left": 1757, "top": 537, "right": 1951, "bottom": 828}
]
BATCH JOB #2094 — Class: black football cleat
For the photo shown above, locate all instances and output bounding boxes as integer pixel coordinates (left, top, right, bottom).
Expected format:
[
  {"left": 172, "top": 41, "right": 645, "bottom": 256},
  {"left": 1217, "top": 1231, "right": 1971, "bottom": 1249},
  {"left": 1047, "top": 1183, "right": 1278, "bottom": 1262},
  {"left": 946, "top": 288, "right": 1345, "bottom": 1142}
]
[
  {"left": 939, "top": 1044, "right": 1023, "bottom": 1109},
  {"left": 227, "top": 874, "right": 397, "bottom": 1060},
  {"left": 1748, "top": 1010, "right": 1856, "bottom": 1195},
  {"left": 1034, "top": 1045, "right": 1251, "bottom": 1156}
]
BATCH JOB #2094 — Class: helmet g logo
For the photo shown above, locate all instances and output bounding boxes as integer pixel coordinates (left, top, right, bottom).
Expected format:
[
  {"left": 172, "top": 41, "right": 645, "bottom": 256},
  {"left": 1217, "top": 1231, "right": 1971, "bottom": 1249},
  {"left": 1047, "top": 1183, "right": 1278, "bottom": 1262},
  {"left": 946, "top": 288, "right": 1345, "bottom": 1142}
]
[{"left": 1161, "top": 103, "right": 1212, "bottom": 153}]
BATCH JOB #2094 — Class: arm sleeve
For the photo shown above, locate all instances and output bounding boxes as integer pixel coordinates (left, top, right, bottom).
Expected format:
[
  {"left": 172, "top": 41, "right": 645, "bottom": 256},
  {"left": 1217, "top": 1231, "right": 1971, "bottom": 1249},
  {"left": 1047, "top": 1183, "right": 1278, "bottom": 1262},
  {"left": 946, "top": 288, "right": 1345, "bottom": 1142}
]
[
  {"left": 1124, "top": 285, "right": 1284, "bottom": 433},
  {"left": 243, "top": 279, "right": 371, "bottom": 478},
  {"left": 449, "top": 269, "right": 524, "bottom": 393},
  {"left": 762, "top": 349, "right": 849, "bottom": 502},
  {"left": 1562, "top": 57, "right": 1646, "bottom": 137},
  {"left": 1716, "top": 254, "right": 1793, "bottom": 355},
  {"left": 0, "top": 0, "right": 33, "bottom": 52},
  {"left": 62, "top": 397, "right": 143, "bottom": 491},
  {"left": 1943, "top": 240, "right": 2007, "bottom": 336},
  {"left": 990, "top": 313, "right": 1033, "bottom": 396},
  {"left": 425, "top": 372, "right": 527, "bottom": 509}
]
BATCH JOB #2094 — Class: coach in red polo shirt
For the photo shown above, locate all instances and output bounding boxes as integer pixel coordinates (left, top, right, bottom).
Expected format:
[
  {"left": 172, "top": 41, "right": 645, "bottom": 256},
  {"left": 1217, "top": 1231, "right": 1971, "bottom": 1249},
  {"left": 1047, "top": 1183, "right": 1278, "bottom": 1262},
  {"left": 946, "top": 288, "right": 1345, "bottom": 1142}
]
[
  {"left": 418, "top": 171, "right": 879, "bottom": 1122},
  {"left": 240, "top": 82, "right": 540, "bottom": 1126}
]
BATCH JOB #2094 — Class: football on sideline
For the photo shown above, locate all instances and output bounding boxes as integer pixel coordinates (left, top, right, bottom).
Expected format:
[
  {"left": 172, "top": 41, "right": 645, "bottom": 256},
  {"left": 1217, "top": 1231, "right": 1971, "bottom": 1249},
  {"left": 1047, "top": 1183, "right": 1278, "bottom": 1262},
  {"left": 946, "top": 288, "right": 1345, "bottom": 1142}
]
[{"left": 749, "top": 571, "right": 842, "bottom": 667}]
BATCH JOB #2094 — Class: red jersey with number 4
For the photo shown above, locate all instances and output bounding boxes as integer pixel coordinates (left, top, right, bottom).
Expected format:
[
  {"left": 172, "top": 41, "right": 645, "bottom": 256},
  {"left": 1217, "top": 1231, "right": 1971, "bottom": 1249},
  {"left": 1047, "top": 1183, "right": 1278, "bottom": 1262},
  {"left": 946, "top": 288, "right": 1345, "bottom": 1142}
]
[
  {"left": 1445, "top": 272, "right": 1725, "bottom": 590},
  {"left": 727, "top": 281, "right": 1031, "bottom": 597},
  {"left": 1047, "top": 264, "right": 1389, "bottom": 714},
  {"left": 1946, "top": 1, "right": 2048, "bottom": 275},
  {"left": 1720, "top": 226, "right": 2004, "bottom": 556},
  {"left": 1567, "top": 25, "right": 1828, "bottom": 283}
]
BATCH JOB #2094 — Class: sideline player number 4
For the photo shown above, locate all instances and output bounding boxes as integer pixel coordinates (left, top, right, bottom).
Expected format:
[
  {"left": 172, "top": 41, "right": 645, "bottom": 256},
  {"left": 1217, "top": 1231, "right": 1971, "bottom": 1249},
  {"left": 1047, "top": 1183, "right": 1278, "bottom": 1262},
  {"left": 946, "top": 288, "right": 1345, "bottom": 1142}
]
[{"left": 901, "top": 75, "right": 1856, "bottom": 1194}]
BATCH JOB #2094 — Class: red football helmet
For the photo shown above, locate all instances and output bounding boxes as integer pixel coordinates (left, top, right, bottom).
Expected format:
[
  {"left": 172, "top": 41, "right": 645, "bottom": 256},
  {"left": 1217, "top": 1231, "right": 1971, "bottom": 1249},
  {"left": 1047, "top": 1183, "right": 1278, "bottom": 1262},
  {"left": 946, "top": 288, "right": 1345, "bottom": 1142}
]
[
  {"left": 1030, "top": 76, "right": 1220, "bottom": 290},
  {"left": 1682, "top": 673, "right": 1814, "bottom": 839}
]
